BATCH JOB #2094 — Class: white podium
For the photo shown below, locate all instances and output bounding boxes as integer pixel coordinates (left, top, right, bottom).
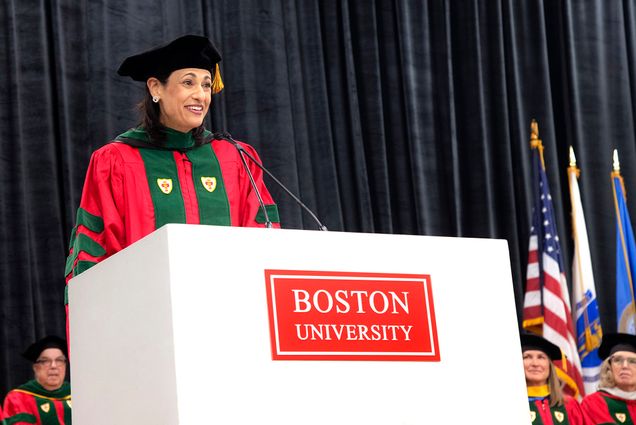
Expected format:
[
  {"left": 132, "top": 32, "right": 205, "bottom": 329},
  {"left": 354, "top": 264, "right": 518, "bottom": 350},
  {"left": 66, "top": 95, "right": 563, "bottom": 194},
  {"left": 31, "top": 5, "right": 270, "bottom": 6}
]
[{"left": 68, "top": 224, "right": 529, "bottom": 424}]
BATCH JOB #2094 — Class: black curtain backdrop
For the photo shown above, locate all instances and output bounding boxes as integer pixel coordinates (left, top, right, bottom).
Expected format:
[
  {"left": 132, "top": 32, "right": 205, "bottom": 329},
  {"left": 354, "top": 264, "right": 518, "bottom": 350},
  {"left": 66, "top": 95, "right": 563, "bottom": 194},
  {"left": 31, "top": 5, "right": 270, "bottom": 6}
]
[{"left": 1, "top": 0, "right": 636, "bottom": 398}]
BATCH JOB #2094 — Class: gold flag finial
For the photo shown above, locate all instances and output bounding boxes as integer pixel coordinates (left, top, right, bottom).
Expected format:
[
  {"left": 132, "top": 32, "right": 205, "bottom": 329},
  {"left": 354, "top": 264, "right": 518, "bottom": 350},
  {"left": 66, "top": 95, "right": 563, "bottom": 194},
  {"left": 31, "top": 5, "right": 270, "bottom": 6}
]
[
  {"left": 530, "top": 119, "right": 545, "bottom": 168},
  {"left": 530, "top": 119, "right": 540, "bottom": 148},
  {"left": 613, "top": 149, "right": 621, "bottom": 172}
]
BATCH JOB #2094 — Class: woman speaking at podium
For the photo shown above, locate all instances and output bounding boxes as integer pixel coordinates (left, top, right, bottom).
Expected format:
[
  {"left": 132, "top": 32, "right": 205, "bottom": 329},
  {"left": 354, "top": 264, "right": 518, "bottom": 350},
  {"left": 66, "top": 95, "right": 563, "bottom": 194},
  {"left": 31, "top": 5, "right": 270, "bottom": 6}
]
[
  {"left": 65, "top": 34, "right": 280, "bottom": 282},
  {"left": 521, "top": 333, "right": 584, "bottom": 425}
]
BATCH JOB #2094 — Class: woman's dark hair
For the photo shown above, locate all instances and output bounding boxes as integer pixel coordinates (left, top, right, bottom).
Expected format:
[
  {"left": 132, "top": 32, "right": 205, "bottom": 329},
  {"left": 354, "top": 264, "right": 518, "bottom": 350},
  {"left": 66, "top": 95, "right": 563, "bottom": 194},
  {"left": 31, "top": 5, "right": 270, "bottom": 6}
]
[{"left": 137, "top": 73, "right": 207, "bottom": 145}]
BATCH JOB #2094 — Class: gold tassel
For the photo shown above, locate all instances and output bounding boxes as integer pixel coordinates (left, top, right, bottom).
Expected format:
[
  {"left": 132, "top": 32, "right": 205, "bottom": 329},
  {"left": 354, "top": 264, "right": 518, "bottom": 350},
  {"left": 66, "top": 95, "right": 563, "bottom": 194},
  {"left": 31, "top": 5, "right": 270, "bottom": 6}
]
[{"left": 212, "top": 63, "right": 224, "bottom": 94}]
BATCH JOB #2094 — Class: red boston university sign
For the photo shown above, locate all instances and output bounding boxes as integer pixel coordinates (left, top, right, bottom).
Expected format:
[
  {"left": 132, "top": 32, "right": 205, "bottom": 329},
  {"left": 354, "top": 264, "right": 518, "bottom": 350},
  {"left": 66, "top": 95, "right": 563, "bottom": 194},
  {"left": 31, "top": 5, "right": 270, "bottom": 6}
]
[{"left": 265, "top": 270, "right": 440, "bottom": 361}]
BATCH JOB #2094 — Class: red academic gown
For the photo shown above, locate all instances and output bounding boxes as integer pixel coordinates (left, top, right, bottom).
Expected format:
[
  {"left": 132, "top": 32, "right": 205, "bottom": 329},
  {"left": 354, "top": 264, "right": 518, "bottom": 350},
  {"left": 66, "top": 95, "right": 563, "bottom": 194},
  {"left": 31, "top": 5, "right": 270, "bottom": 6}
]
[
  {"left": 529, "top": 397, "right": 585, "bottom": 425},
  {"left": 582, "top": 390, "right": 636, "bottom": 424},
  {"left": 3, "top": 380, "right": 71, "bottom": 425},
  {"left": 65, "top": 129, "right": 279, "bottom": 280}
]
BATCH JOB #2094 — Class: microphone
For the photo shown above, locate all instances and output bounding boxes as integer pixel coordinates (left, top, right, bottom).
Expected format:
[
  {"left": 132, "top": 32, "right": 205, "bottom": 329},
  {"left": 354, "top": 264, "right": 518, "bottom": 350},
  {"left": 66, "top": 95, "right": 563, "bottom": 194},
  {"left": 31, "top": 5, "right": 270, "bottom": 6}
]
[{"left": 213, "top": 132, "right": 328, "bottom": 231}]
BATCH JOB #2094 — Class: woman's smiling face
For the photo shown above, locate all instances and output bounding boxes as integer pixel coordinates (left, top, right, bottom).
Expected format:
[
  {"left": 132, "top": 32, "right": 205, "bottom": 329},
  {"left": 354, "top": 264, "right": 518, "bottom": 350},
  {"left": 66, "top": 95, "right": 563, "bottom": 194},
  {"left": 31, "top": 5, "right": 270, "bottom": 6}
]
[
  {"left": 149, "top": 68, "right": 212, "bottom": 133},
  {"left": 523, "top": 349, "right": 550, "bottom": 386}
]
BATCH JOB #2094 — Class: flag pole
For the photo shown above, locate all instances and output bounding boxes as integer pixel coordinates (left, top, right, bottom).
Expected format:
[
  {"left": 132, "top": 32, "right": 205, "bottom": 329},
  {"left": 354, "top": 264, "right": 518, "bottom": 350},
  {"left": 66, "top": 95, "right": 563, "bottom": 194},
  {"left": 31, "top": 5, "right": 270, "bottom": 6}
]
[
  {"left": 611, "top": 149, "right": 636, "bottom": 318},
  {"left": 525, "top": 119, "right": 546, "bottom": 331}
]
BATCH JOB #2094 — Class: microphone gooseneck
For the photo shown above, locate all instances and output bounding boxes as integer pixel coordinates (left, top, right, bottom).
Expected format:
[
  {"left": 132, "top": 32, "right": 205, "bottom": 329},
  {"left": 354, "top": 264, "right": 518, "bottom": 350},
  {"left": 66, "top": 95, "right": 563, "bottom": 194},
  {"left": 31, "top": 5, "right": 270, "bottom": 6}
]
[
  {"left": 213, "top": 132, "right": 273, "bottom": 228},
  {"left": 213, "top": 132, "right": 328, "bottom": 231}
]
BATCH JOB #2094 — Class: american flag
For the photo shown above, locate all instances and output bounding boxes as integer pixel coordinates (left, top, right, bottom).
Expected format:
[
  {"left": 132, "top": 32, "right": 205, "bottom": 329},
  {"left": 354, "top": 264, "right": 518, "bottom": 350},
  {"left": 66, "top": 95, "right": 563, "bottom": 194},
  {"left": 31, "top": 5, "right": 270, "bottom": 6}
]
[{"left": 522, "top": 131, "right": 584, "bottom": 398}]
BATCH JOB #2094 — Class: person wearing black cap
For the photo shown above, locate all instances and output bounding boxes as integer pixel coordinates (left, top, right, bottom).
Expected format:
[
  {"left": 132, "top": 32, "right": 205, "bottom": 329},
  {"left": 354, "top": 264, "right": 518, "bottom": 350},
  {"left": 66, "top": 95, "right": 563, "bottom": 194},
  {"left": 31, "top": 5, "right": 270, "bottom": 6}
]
[
  {"left": 65, "top": 34, "right": 280, "bottom": 282},
  {"left": 581, "top": 332, "right": 636, "bottom": 424},
  {"left": 521, "top": 333, "right": 584, "bottom": 424},
  {"left": 2, "top": 336, "right": 71, "bottom": 425}
]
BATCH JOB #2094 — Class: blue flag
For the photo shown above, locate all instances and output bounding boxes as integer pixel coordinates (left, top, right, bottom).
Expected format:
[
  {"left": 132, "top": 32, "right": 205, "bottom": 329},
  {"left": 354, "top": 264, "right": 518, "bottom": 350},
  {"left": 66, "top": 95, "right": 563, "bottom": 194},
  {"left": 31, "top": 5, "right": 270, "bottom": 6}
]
[{"left": 613, "top": 172, "right": 636, "bottom": 333}]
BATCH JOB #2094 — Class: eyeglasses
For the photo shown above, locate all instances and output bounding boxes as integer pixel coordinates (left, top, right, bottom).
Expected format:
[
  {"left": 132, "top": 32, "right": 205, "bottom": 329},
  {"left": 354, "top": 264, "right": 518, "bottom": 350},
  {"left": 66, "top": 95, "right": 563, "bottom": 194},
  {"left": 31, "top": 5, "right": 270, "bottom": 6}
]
[
  {"left": 610, "top": 355, "right": 636, "bottom": 367},
  {"left": 35, "top": 357, "right": 67, "bottom": 367}
]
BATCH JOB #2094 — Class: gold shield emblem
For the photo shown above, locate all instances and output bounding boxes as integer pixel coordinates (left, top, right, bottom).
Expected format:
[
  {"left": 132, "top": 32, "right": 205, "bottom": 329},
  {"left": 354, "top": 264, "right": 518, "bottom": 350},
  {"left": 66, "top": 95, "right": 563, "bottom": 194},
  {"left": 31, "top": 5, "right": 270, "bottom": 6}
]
[
  {"left": 66, "top": 399, "right": 72, "bottom": 408},
  {"left": 554, "top": 411, "right": 564, "bottom": 423},
  {"left": 40, "top": 402, "right": 50, "bottom": 413},
  {"left": 201, "top": 176, "right": 217, "bottom": 193},
  {"left": 616, "top": 413, "right": 627, "bottom": 423},
  {"left": 529, "top": 411, "right": 536, "bottom": 422},
  {"left": 157, "top": 178, "right": 173, "bottom": 194}
]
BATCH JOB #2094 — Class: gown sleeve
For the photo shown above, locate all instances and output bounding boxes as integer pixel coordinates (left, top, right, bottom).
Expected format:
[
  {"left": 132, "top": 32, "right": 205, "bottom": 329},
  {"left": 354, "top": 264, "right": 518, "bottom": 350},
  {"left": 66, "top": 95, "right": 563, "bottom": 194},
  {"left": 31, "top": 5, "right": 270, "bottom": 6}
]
[
  {"left": 3, "top": 391, "right": 37, "bottom": 424},
  {"left": 65, "top": 145, "right": 126, "bottom": 282},
  {"left": 236, "top": 142, "right": 280, "bottom": 228},
  {"left": 564, "top": 396, "right": 585, "bottom": 425}
]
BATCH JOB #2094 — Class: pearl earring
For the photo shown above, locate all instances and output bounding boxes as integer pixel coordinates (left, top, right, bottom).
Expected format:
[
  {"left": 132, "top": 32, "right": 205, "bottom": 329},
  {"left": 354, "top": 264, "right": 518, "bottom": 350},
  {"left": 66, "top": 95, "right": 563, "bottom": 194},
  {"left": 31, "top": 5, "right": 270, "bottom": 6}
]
[{"left": 152, "top": 96, "right": 159, "bottom": 103}]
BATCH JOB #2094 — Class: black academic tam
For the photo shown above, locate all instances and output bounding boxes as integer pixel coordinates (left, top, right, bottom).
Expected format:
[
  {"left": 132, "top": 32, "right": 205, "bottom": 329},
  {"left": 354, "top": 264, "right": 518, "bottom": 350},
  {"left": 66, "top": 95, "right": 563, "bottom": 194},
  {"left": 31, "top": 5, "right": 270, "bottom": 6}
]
[
  {"left": 520, "top": 332, "right": 562, "bottom": 362},
  {"left": 22, "top": 335, "right": 67, "bottom": 363},
  {"left": 117, "top": 34, "right": 222, "bottom": 82}
]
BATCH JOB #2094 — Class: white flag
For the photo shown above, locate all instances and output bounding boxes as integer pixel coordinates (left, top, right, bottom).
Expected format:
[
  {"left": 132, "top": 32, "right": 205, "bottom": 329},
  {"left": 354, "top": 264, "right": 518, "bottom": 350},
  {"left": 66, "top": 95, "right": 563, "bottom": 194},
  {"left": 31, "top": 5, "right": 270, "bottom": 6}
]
[{"left": 569, "top": 147, "right": 602, "bottom": 395}]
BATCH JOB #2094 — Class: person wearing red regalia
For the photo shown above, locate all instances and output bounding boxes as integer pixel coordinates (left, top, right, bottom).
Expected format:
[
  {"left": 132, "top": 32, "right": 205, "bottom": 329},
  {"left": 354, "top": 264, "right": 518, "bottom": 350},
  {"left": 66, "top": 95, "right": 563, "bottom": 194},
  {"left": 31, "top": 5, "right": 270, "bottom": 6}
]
[
  {"left": 521, "top": 333, "right": 585, "bottom": 425},
  {"left": 3, "top": 336, "right": 71, "bottom": 425},
  {"left": 582, "top": 332, "right": 636, "bottom": 424}
]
